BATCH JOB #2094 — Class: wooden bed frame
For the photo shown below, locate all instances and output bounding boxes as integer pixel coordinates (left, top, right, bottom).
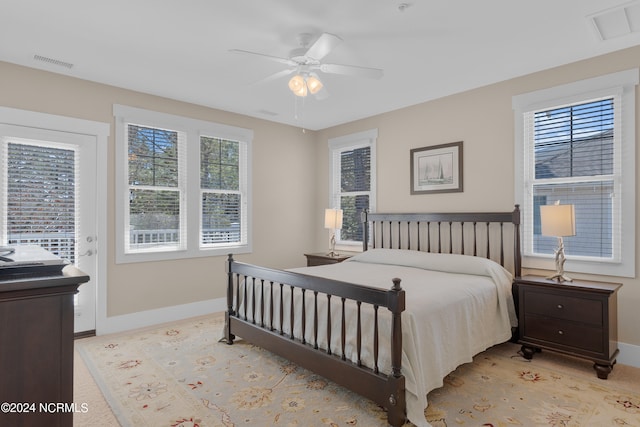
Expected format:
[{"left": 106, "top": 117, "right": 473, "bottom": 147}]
[{"left": 224, "top": 205, "right": 521, "bottom": 426}]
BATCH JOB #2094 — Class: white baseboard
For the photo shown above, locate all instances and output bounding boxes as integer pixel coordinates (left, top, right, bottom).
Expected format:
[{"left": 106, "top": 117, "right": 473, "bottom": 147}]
[
  {"left": 618, "top": 341, "right": 640, "bottom": 368},
  {"left": 97, "top": 297, "right": 226, "bottom": 335}
]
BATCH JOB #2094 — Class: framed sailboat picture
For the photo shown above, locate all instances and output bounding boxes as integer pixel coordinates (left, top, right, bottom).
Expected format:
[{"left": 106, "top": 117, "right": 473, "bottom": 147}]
[{"left": 410, "top": 141, "right": 463, "bottom": 194}]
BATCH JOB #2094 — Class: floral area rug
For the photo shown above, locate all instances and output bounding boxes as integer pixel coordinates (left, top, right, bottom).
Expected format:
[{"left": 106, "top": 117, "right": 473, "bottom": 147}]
[
  {"left": 425, "top": 350, "right": 640, "bottom": 426},
  {"left": 76, "top": 314, "right": 388, "bottom": 426},
  {"left": 76, "top": 313, "right": 640, "bottom": 427}
]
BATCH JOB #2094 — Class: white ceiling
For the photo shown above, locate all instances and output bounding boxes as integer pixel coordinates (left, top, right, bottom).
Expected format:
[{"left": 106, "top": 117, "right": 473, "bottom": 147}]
[{"left": 2, "top": 0, "right": 640, "bottom": 130}]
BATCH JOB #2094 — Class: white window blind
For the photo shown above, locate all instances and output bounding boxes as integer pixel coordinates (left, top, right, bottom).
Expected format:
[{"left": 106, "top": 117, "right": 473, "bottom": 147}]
[
  {"left": 126, "top": 123, "right": 187, "bottom": 253},
  {"left": 329, "top": 129, "right": 377, "bottom": 246},
  {"left": 3, "top": 140, "right": 78, "bottom": 263},
  {"left": 337, "top": 146, "right": 370, "bottom": 242},
  {"left": 200, "top": 136, "right": 247, "bottom": 247}
]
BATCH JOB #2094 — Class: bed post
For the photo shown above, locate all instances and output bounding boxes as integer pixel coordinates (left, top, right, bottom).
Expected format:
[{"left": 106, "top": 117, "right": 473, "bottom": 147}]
[
  {"left": 512, "top": 204, "right": 521, "bottom": 278},
  {"left": 386, "top": 277, "right": 406, "bottom": 427},
  {"left": 361, "top": 209, "right": 369, "bottom": 252},
  {"left": 224, "top": 254, "right": 236, "bottom": 344}
]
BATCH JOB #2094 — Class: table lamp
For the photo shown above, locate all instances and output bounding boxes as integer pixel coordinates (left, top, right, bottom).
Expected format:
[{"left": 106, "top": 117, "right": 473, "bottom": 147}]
[
  {"left": 540, "top": 202, "right": 575, "bottom": 282},
  {"left": 324, "top": 208, "right": 343, "bottom": 257}
]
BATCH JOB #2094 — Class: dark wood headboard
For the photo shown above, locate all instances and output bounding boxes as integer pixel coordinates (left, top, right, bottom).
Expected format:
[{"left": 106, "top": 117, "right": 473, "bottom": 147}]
[{"left": 361, "top": 205, "right": 521, "bottom": 277}]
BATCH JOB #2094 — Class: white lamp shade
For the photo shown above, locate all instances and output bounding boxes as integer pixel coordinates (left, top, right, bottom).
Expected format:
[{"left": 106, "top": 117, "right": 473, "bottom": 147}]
[
  {"left": 540, "top": 204, "right": 576, "bottom": 237},
  {"left": 293, "top": 84, "right": 307, "bottom": 97},
  {"left": 288, "top": 75, "right": 307, "bottom": 96},
  {"left": 306, "top": 75, "right": 323, "bottom": 94},
  {"left": 288, "top": 74, "right": 304, "bottom": 91},
  {"left": 324, "top": 208, "right": 343, "bottom": 229}
]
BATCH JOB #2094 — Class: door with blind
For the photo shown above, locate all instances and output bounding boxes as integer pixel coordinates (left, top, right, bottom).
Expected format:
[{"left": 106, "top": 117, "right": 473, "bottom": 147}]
[{"left": 0, "top": 125, "right": 97, "bottom": 333}]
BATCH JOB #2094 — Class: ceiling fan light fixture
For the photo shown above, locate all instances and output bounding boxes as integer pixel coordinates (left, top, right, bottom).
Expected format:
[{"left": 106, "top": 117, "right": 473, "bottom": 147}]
[
  {"left": 232, "top": 31, "right": 383, "bottom": 103},
  {"left": 294, "top": 84, "right": 308, "bottom": 97},
  {"left": 288, "top": 73, "right": 323, "bottom": 97},
  {"left": 306, "top": 74, "right": 323, "bottom": 94},
  {"left": 288, "top": 74, "right": 306, "bottom": 94}
]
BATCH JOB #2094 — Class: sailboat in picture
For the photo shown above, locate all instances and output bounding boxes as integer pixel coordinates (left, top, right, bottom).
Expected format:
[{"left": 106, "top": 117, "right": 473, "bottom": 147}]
[
  {"left": 411, "top": 141, "right": 462, "bottom": 194},
  {"left": 420, "top": 155, "right": 453, "bottom": 186}
]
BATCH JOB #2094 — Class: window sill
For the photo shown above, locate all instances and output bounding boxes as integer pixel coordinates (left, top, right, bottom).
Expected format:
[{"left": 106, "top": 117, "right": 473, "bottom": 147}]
[{"left": 115, "top": 245, "right": 251, "bottom": 264}]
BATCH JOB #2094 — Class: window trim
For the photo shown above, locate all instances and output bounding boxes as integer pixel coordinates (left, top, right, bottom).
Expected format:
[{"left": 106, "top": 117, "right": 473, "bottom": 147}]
[
  {"left": 114, "top": 105, "right": 253, "bottom": 263},
  {"left": 513, "top": 69, "right": 638, "bottom": 277},
  {"left": 328, "top": 129, "right": 377, "bottom": 249}
]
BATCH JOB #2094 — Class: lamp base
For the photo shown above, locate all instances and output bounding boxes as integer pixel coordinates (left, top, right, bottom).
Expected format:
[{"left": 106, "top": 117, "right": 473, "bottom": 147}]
[
  {"left": 546, "top": 272, "right": 572, "bottom": 282},
  {"left": 548, "top": 237, "right": 572, "bottom": 282},
  {"left": 327, "top": 233, "right": 338, "bottom": 258}
]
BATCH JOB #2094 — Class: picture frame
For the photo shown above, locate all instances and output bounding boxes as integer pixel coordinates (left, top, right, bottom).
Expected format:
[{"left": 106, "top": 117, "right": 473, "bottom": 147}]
[{"left": 410, "top": 141, "right": 463, "bottom": 194}]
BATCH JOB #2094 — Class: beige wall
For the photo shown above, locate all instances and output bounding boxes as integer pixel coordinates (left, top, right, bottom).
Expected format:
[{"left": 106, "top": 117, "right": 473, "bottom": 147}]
[
  {"left": 2, "top": 44, "right": 639, "bottom": 348},
  {"left": 314, "top": 44, "right": 640, "bottom": 348},
  {"left": 0, "top": 61, "right": 317, "bottom": 317}
]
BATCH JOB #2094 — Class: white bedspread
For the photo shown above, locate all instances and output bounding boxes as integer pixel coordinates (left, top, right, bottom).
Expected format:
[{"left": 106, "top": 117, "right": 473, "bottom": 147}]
[
  {"left": 287, "top": 249, "right": 517, "bottom": 427},
  {"left": 234, "top": 249, "right": 516, "bottom": 427}
]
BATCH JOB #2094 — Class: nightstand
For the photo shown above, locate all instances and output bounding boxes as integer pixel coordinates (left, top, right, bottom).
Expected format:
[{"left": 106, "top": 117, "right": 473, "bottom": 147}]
[
  {"left": 304, "top": 252, "right": 355, "bottom": 266},
  {"left": 515, "top": 275, "right": 622, "bottom": 379}
]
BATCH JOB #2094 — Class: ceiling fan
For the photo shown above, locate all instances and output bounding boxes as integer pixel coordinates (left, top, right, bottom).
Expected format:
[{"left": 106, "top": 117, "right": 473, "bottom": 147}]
[{"left": 230, "top": 32, "right": 384, "bottom": 98}]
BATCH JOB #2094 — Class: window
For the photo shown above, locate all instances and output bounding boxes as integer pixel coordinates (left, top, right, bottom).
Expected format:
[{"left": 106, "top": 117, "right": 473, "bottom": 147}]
[
  {"left": 127, "top": 124, "right": 186, "bottom": 252},
  {"left": 115, "top": 105, "right": 252, "bottom": 263},
  {"left": 513, "top": 69, "right": 638, "bottom": 277},
  {"left": 329, "top": 129, "right": 377, "bottom": 247},
  {"left": 200, "top": 136, "right": 247, "bottom": 247}
]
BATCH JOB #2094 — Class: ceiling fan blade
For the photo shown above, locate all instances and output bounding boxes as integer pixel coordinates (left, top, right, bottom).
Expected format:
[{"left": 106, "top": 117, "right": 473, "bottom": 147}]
[
  {"left": 304, "top": 33, "right": 342, "bottom": 60},
  {"left": 229, "top": 49, "right": 297, "bottom": 67},
  {"left": 249, "top": 68, "right": 295, "bottom": 86},
  {"left": 320, "top": 63, "right": 384, "bottom": 79}
]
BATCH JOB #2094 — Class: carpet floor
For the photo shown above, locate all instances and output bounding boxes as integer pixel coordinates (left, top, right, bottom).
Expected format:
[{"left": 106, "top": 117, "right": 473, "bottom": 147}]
[{"left": 74, "top": 313, "right": 640, "bottom": 426}]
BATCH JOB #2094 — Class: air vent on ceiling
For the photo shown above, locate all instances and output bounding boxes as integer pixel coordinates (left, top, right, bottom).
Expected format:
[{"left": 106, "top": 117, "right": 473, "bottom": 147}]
[
  {"left": 590, "top": 1, "right": 640, "bottom": 40},
  {"left": 33, "top": 54, "right": 74, "bottom": 69},
  {"left": 256, "top": 109, "right": 278, "bottom": 117}
]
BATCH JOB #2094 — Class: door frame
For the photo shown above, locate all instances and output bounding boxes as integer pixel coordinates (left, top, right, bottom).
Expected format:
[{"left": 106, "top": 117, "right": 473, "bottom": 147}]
[{"left": 0, "top": 106, "right": 109, "bottom": 334}]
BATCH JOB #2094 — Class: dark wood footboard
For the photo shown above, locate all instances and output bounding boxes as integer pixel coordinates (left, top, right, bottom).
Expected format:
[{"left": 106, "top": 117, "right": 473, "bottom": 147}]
[{"left": 224, "top": 255, "right": 407, "bottom": 427}]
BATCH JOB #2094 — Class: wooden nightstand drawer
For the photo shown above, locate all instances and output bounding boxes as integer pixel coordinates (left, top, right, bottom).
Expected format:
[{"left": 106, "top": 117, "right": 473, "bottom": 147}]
[
  {"left": 523, "top": 314, "right": 603, "bottom": 353},
  {"left": 524, "top": 290, "right": 603, "bottom": 326}
]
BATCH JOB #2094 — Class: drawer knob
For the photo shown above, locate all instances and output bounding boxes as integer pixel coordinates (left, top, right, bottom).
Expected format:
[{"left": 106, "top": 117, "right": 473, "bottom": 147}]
[
  {"left": 557, "top": 304, "right": 564, "bottom": 309},
  {"left": 558, "top": 330, "right": 564, "bottom": 335}
]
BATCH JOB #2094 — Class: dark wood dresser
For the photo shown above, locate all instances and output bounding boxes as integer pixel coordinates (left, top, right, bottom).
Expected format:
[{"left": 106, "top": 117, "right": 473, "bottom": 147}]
[
  {"left": 0, "top": 265, "right": 89, "bottom": 427},
  {"left": 515, "top": 275, "right": 621, "bottom": 379}
]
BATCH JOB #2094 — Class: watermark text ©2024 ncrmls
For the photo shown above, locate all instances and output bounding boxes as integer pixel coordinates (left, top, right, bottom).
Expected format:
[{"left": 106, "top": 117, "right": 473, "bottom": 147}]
[{"left": 1, "top": 402, "right": 89, "bottom": 414}]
